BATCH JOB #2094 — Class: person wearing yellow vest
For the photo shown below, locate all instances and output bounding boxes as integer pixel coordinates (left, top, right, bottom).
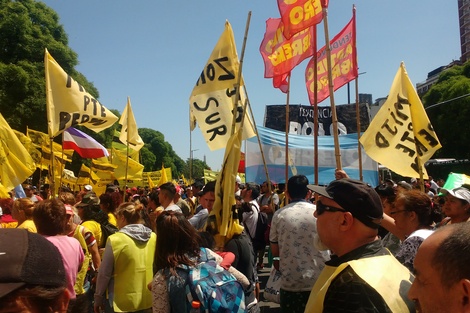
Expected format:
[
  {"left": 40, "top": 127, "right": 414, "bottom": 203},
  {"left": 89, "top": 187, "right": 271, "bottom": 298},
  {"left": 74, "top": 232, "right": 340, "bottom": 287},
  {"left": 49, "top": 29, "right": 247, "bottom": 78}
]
[
  {"left": 305, "top": 178, "right": 415, "bottom": 313},
  {"left": 94, "top": 202, "right": 156, "bottom": 313}
]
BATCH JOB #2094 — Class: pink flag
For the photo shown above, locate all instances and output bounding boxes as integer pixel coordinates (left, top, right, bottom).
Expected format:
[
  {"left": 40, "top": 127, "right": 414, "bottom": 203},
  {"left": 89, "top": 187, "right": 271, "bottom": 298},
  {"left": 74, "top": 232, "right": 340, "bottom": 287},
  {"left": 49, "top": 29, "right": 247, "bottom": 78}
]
[{"left": 63, "top": 127, "right": 109, "bottom": 159}]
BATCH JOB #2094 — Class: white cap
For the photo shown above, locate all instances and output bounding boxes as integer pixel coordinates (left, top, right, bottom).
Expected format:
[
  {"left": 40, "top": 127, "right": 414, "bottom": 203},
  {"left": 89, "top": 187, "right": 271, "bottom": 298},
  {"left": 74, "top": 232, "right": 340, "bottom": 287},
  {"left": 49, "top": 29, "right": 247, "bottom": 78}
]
[
  {"left": 84, "top": 185, "right": 93, "bottom": 191},
  {"left": 235, "top": 175, "right": 241, "bottom": 184},
  {"left": 442, "top": 186, "right": 470, "bottom": 203}
]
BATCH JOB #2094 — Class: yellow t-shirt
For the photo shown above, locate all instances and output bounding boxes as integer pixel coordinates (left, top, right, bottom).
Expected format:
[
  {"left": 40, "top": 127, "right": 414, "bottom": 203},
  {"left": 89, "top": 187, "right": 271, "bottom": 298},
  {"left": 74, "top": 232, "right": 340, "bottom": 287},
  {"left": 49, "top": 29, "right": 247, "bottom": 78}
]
[
  {"left": 17, "top": 219, "right": 37, "bottom": 233},
  {"left": 108, "top": 213, "right": 117, "bottom": 227},
  {"left": 81, "top": 220, "right": 102, "bottom": 247}
]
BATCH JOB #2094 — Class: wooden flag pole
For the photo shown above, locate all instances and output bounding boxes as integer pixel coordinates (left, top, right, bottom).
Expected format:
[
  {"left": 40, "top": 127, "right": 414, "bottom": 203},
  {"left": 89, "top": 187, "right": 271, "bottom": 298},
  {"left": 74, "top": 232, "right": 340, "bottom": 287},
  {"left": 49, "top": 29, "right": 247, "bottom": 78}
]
[
  {"left": 123, "top": 100, "right": 130, "bottom": 200},
  {"left": 284, "top": 77, "right": 291, "bottom": 205},
  {"left": 244, "top": 86, "right": 271, "bottom": 190},
  {"left": 231, "top": 11, "right": 252, "bottom": 136},
  {"left": 322, "top": 6, "right": 342, "bottom": 170},
  {"left": 313, "top": 25, "right": 319, "bottom": 185},
  {"left": 49, "top": 137, "right": 55, "bottom": 198}
]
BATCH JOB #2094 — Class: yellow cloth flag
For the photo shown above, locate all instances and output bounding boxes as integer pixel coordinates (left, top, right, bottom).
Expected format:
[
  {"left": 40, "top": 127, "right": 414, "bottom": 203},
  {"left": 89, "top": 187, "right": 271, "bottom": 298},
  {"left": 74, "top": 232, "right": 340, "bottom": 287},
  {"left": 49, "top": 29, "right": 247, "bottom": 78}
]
[
  {"left": 147, "top": 174, "right": 155, "bottom": 189},
  {"left": 119, "top": 97, "right": 144, "bottom": 152},
  {"left": 189, "top": 21, "right": 255, "bottom": 151},
  {"left": 112, "top": 130, "right": 140, "bottom": 161},
  {"left": 0, "top": 113, "right": 36, "bottom": 191},
  {"left": 76, "top": 164, "right": 100, "bottom": 185},
  {"left": 158, "top": 164, "right": 169, "bottom": 187},
  {"left": 210, "top": 128, "right": 244, "bottom": 248},
  {"left": 111, "top": 148, "right": 144, "bottom": 180},
  {"left": 45, "top": 48, "right": 118, "bottom": 137},
  {"left": 204, "top": 169, "right": 219, "bottom": 183},
  {"left": 360, "top": 62, "right": 441, "bottom": 178}
]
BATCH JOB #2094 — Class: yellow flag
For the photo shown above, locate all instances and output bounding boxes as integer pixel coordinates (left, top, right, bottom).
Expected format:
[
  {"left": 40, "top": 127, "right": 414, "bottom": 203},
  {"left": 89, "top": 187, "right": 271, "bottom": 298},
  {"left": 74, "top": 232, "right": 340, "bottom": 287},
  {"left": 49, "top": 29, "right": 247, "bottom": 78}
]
[
  {"left": 158, "top": 164, "right": 169, "bottom": 186},
  {"left": 0, "top": 113, "right": 36, "bottom": 191},
  {"left": 210, "top": 128, "right": 244, "bottom": 248},
  {"left": 112, "top": 130, "right": 140, "bottom": 161},
  {"left": 119, "top": 97, "right": 144, "bottom": 151},
  {"left": 45, "top": 49, "right": 118, "bottom": 137},
  {"left": 204, "top": 169, "right": 219, "bottom": 183},
  {"left": 91, "top": 159, "right": 118, "bottom": 173},
  {"left": 147, "top": 174, "right": 155, "bottom": 189},
  {"left": 189, "top": 21, "right": 256, "bottom": 151},
  {"left": 111, "top": 148, "right": 144, "bottom": 180},
  {"left": 360, "top": 62, "right": 441, "bottom": 178},
  {"left": 76, "top": 164, "right": 100, "bottom": 185}
]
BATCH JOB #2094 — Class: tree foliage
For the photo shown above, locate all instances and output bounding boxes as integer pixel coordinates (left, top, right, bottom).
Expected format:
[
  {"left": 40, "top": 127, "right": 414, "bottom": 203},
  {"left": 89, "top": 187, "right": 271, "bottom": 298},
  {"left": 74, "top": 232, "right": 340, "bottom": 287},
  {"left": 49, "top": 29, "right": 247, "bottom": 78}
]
[
  {"left": 0, "top": 0, "right": 98, "bottom": 133},
  {"left": 0, "top": 0, "right": 211, "bottom": 181},
  {"left": 423, "top": 61, "right": 470, "bottom": 159}
]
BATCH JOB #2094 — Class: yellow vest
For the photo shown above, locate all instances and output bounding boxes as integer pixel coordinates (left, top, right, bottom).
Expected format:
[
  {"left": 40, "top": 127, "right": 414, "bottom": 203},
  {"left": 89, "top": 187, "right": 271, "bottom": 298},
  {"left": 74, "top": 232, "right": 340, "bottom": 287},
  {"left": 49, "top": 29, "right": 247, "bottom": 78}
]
[
  {"left": 109, "top": 231, "right": 156, "bottom": 312},
  {"left": 72, "top": 225, "right": 92, "bottom": 295},
  {"left": 305, "top": 254, "right": 414, "bottom": 313}
]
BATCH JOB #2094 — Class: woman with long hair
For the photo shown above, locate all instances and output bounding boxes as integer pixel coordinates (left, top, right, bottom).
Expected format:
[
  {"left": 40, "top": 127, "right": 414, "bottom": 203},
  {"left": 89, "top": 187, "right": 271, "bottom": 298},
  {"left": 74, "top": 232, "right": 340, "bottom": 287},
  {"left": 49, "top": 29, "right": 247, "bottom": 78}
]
[
  {"left": 99, "top": 193, "right": 118, "bottom": 227},
  {"left": 383, "top": 189, "right": 442, "bottom": 271},
  {"left": 12, "top": 198, "right": 37, "bottom": 232},
  {"left": 152, "top": 211, "right": 248, "bottom": 313},
  {"left": 94, "top": 202, "right": 156, "bottom": 313}
]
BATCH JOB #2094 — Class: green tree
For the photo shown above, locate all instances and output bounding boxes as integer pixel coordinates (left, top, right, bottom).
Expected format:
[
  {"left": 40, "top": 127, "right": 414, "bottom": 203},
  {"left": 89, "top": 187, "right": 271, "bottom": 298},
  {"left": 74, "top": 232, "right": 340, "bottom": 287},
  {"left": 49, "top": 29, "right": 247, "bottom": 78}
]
[
  {"left": 423, "top": 61, "right": 470, "bottom": 159},
  {"left": 0, "top": 0, "right": 99, "bottom": 133}
]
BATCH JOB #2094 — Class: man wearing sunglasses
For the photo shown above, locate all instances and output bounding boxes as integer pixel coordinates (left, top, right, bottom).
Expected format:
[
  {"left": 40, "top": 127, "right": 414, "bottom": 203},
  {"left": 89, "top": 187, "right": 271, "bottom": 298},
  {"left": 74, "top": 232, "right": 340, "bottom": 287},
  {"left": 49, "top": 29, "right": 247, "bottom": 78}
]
[{"left": 304, "top": 178, "right": 415, "bottom": 313}]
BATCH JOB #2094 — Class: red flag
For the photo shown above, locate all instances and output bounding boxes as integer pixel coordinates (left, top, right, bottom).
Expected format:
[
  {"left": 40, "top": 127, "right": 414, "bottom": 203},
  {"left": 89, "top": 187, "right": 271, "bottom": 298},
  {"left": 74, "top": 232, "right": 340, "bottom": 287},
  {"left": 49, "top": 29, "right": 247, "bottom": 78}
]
[
  {"left": 273, "top": 73, "right": 290, "bottom": 93},
  {"left": 305, "top": 12, "right": 357, "bottom": 104},
  {"left": 260, "top": 18, "right": 315, "bottom": 79},
  {"left": 277, "top": 0, "right": 323, "bottom": 39}
]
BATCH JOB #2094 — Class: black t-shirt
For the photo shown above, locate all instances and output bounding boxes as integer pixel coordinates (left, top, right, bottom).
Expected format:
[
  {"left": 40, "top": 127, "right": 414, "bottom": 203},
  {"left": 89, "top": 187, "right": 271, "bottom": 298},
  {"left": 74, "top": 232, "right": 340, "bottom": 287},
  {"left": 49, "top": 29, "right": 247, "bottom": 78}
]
[{"left": 224, "top": 231, "right": 256, "bottom": 304}]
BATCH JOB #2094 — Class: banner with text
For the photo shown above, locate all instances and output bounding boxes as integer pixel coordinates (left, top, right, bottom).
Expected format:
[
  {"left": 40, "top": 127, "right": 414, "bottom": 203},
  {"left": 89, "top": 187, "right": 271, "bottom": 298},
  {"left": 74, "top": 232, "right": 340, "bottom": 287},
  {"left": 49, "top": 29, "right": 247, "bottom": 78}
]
[
  {"left": 305, "top": 13, "right": 357, "bottom": 104},
  {"left": 360, "top": 62, "right": 441, "bottom": 178},
  {"left": 264, "top": 104, "right": 370, "bottom": 136},
  {"left": 277, "top": 0, "right": 323, "bottom": 39},
  {"left": 189, "top": 21, "right": 255, "bottom": 151},
  {"left": 45, "top": 49, "right": 118, "bottom": 137}
]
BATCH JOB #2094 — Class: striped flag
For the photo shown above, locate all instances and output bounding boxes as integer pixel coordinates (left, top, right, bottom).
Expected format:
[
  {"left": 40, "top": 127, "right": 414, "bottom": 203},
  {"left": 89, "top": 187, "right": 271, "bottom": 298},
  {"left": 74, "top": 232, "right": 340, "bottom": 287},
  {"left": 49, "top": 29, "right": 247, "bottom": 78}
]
[{"left": 63, "top": 127, "right": 109, "bottom": 159}]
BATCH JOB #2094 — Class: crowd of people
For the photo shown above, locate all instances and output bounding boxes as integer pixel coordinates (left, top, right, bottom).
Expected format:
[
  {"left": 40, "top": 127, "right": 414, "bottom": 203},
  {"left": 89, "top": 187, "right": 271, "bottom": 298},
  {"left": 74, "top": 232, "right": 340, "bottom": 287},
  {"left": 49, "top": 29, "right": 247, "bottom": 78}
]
[{"left": 1, "top": 171, "right": 470, "bottom": 313}]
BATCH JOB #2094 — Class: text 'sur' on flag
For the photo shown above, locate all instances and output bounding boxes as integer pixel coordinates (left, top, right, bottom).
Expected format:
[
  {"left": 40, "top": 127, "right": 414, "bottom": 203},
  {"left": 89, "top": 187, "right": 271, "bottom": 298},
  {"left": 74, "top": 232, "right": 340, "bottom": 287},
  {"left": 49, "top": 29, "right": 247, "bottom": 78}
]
[
  {"left": 260, "top": 18, "right": 315, "bottom": 93},
  {"left": 359, "top": 62, "right": 441, "bottom": 179},
  {"left": 305, "top": 10, "right": 357, "bottom": 105},
  {"left": 277, "top": 0, "right": 323, "bottom": 39},
  {"left": 189, "top": 21, "right": 255, "bottom": 151},
  {"left": 44, "top": 48, "right": 118, "bottom": 138},
  {"left": 63, "top": 127, "right": 109, "bottom": 159}
]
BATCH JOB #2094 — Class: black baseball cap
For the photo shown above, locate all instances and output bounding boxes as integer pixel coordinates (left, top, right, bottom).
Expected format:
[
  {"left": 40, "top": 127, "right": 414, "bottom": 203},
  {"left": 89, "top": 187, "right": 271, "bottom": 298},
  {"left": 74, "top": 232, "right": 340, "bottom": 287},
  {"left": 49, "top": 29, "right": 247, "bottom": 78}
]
[
  {"left": 308, "top": 178, "right": 383, "bottom": 229},
  {"left": 0, "top": 229, "right": 66, "bottom": 298}
]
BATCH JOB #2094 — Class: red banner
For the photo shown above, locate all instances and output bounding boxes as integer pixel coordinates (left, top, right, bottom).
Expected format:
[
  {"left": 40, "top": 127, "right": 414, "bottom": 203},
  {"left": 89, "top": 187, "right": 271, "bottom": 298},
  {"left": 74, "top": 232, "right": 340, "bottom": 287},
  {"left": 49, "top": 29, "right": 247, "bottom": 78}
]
[
  {"left": 277, "top": 0, "right": 323, "bottom": 39},
  {"left": 260, "top": 18, "right": 315, "bottom": 78},
  {"left": 305, "top": 14, "right": 357, "bottom": 104}
]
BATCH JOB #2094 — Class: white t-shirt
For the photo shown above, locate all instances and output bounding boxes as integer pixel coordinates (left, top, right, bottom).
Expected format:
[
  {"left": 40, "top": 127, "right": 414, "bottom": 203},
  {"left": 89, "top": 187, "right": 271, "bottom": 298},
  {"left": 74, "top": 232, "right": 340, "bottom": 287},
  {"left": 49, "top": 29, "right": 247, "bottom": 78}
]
[{"left": 270, "top": 200, "right": 329, "bottom": 291}]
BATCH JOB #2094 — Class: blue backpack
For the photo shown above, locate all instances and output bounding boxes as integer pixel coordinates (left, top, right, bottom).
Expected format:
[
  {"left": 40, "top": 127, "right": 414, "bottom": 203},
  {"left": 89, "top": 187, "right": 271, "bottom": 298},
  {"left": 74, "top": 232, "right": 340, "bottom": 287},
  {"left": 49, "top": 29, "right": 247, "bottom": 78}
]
[{"left": 186, "top": 248, "right": 246, "bottom": 313}]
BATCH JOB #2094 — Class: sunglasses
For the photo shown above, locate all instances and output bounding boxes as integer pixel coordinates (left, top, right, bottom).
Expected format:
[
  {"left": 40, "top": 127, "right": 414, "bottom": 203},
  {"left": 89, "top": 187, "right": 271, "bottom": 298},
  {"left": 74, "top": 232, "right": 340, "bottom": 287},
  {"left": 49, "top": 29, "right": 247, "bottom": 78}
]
[{"left": 316, "top": 200, "right": 347, "bottom": 215}]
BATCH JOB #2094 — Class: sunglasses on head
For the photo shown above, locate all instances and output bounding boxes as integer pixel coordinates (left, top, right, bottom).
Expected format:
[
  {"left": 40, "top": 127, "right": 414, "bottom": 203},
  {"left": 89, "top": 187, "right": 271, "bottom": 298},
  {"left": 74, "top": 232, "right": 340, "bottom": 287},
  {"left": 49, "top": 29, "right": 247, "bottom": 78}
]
[{"left": 316, "top": 200, "right": 347, "bottom": 215}]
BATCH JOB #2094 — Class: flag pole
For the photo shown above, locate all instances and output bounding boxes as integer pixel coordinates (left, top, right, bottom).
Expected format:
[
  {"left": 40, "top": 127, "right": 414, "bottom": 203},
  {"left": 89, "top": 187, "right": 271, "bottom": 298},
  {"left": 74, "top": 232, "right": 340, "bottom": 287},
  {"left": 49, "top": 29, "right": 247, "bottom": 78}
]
[
  {"left": 59, "top": 132, "right": 65, "bottom": 192},
  {"left": 124, "top": 98, "right": 130, "bottom": 201},
  {"left": 285, "top": 77, "right": 291, "bottom": 204},
  {"left": 244, "top": 86, "right": 272, "bottom": 190},
  {"left": 49, "top": 137, "right": 55, "bottom": 198},
  {"left": 313, "top": 25, "right": 319, "bottom": 185},
  {"left": 322, "top": 6, "right": 342, "bottom": 170},
  {"left": 231, "top": 11, "right": 251, "bottom": 136}
]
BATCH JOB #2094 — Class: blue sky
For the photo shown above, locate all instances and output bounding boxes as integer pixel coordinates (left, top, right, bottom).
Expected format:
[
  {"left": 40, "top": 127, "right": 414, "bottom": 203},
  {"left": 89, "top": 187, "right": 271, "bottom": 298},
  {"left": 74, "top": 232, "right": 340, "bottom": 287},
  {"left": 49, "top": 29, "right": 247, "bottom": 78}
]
[{"left": 40, "top": 0, "right": 460, "bottom": 171}]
